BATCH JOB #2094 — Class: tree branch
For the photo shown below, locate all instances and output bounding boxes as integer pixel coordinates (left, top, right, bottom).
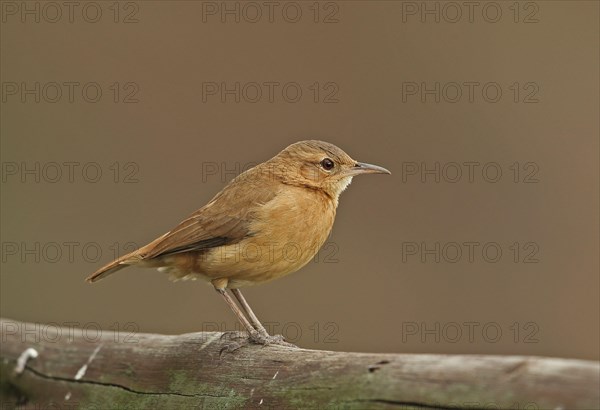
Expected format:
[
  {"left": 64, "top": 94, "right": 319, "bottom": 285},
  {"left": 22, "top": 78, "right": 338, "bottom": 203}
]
[{"left": 1, "top": 318, "right": 598, "bottom": 409}]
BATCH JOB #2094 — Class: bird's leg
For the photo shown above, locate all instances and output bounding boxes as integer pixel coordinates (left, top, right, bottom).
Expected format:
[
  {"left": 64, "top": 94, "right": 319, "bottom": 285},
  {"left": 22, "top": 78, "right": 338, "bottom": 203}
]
[
  {"left": 214, "top": 287, "right": 280, "bottom": 348},
  {"left": 230, "top": 288, "right": 269, "bottom": 336},
  {"left": 215, "top": 288, "right": 257, "bottom": 337},
  {"left": 230, "top": 288, "right": 297, "bottom": 348}
]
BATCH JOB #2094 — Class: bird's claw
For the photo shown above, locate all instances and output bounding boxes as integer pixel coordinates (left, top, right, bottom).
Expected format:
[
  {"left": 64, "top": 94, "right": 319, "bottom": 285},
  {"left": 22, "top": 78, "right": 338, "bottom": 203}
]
[
  {"left": 219, "top": 331, "right": 247, "bottom": 341},
  {"left": 219, "top": 333, "right": 250, "bottom": 356},
  {"left": 219, "top": 340, "right": 249, "bottom": 356},
  {"left": 218, "top": 331, "right": 298, "bottom": 356},
  {"left": 249, "top": 332, "right": 298, "bottom": 348}
]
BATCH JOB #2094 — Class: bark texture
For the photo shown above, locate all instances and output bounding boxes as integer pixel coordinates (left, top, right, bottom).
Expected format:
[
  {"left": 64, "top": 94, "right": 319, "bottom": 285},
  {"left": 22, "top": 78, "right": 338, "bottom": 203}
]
[{"left": 1, "top": 318, "right": 598, "bottom": 409}]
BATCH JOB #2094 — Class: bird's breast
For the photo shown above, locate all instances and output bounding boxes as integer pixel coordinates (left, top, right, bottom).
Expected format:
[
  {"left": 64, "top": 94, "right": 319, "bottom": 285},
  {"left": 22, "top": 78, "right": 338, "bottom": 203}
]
[{"left": 201, "top": 186, "right": 337, "bottom": 286}]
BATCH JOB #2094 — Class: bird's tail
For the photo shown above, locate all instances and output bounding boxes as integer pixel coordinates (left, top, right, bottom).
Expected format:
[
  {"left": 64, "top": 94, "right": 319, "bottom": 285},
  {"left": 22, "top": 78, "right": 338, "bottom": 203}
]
[{"left": 85, "top": 250, "right": 141, "bottom": 283}]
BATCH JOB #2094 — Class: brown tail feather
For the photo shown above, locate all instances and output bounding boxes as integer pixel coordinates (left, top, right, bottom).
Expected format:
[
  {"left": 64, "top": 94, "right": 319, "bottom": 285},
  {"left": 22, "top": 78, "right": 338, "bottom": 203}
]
[{"left": 85, "top": 251, "right": 139, "bottom": 283}]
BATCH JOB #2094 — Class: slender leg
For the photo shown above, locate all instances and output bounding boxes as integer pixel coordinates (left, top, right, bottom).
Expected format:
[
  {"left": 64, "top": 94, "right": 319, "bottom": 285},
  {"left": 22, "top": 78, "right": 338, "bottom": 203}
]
[
  {"left": 213, "top": 280, "right": 297, "bottom": 349},
  {"left": 215, "top": 288, "right": 258, "bottom": 338},
  {"left": 230, "top": 289, "right": 268, "bottom": 336},
  {"left": 231, "top": 288, "right": 296, "bottom": 348}
]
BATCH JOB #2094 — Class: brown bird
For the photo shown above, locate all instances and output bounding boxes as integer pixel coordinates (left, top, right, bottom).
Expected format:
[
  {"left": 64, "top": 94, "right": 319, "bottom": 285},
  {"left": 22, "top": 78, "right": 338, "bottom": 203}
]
[{"left": 86, "top": 140, "right": 390, "bottom": 346}]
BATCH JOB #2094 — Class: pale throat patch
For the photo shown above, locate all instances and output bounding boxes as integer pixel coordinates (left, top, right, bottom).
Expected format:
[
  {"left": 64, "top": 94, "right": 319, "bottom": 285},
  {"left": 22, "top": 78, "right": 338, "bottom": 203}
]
[{"left": 336, "top": 176, "right": 353, "bottom": 196}]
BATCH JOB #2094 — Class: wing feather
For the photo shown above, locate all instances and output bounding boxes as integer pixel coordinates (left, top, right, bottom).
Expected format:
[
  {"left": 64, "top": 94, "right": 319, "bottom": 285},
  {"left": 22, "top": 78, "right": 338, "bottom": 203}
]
[{"left": 141, "top": 178, "right": 277, "bottom": 259}]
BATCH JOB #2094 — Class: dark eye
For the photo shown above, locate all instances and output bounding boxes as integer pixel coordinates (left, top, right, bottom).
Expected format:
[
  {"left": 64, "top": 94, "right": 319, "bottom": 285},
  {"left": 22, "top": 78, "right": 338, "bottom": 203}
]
[{"left": 320, "top": 158, "right": 335, "bottom": 171}]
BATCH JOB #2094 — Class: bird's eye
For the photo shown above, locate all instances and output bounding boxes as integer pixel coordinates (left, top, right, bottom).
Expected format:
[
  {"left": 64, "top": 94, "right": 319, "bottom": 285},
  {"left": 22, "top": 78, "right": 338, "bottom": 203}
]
[{"left": 320, "top": 158, "right": 335, "bottom": 171}]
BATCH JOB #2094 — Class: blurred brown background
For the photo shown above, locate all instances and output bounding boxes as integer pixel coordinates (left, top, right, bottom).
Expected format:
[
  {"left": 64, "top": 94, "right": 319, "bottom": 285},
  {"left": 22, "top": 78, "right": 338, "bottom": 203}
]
[{"left": 1, "top": 1, "right": 598, "bottom": 360}]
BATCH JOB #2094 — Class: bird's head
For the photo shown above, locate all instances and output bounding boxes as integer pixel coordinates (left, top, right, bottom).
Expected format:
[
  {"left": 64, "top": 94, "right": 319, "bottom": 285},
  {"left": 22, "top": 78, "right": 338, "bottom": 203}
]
[{"left": 266, "top": 140, "right": 391, "bottom": 200}]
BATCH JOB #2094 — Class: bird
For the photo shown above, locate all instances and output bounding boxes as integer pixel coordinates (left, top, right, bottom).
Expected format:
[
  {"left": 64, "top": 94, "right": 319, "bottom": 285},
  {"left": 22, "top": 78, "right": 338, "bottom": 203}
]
[{"left": 86, "top": 140, "right": 390, "bottom": 347}]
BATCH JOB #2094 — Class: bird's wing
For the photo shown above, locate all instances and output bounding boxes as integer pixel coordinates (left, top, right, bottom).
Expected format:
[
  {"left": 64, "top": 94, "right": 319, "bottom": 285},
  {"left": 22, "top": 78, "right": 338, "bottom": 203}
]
[{"left": 140, "top": 183, "right": 277, "bottom": 260}]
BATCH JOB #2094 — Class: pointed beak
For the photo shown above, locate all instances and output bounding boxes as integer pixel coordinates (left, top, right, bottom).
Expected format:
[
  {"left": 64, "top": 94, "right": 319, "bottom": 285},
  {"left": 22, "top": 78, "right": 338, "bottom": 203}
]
[{"left": 345, "top": 162, "right": 391, "bottom": 177}]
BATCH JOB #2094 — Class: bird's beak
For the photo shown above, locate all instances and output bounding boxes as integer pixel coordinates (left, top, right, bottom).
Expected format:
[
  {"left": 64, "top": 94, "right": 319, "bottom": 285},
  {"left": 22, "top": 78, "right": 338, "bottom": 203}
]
[{"left": 344, "top": 162, "right": 391, "bottom": 177}]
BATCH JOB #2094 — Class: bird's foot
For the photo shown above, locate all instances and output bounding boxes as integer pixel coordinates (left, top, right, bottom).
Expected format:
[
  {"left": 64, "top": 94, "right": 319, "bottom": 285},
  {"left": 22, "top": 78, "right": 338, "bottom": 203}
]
[
  {"left": 249, "top": 332, "right": 298, "bottom": 348},
  {"left": 219, "top": 331, "right": 248, "bottom": 342},
  {"left": 219, "top": 331, "right": 298, "bottom": 355},
  {"left": 219, "top": 332, "right": 250, "bottom": 355}
]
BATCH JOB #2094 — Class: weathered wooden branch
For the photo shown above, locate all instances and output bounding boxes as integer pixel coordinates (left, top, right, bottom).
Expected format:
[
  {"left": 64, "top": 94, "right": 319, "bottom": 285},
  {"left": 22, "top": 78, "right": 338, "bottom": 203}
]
[{"left": 0, "top": 318, "right": 598, "bottom": 409}]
